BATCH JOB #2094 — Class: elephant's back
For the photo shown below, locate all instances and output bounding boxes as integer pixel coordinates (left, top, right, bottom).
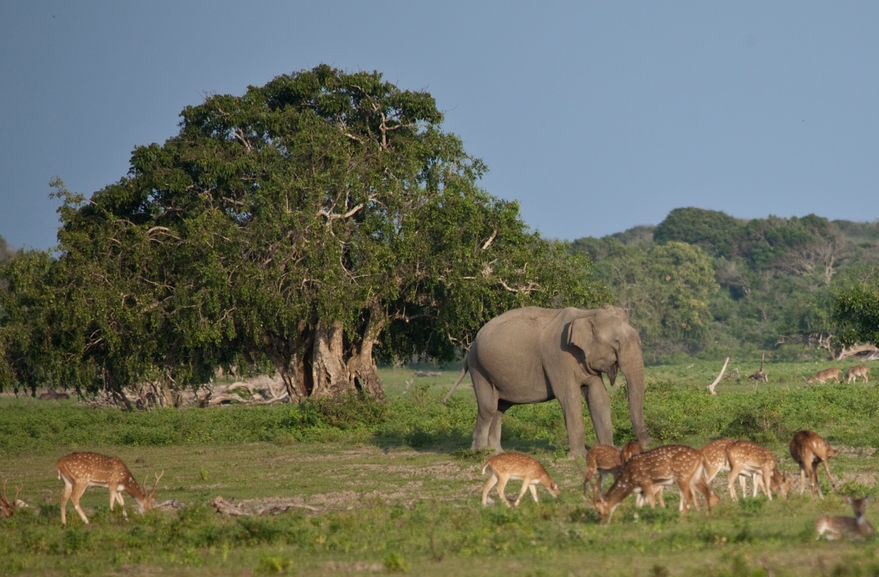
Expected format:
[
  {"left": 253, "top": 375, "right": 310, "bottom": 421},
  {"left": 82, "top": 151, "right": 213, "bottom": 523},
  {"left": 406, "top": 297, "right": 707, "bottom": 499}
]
[{"left": 478, "top": 307, "right": 553, "bottom": 332}]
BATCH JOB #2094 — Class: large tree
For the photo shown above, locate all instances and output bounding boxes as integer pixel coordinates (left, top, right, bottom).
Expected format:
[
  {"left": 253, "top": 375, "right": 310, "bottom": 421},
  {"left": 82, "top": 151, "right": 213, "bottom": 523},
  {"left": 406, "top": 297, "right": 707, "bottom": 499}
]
[{"left": 1, "top": 66, "right": 603, "bottom": 401}]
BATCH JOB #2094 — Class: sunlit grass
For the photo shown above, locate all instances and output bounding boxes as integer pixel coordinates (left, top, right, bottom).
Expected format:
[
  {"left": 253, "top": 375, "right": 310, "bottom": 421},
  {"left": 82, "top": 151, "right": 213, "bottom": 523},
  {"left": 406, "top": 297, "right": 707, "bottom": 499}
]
[{"left": 0, "top": 361, "right": 877, "bottom": 575}]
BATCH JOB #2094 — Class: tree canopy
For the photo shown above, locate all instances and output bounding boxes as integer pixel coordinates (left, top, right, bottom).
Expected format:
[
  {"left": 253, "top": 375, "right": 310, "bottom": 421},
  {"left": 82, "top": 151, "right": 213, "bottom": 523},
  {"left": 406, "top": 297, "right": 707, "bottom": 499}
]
[
  {"left": 0, "top": 65, "right": 604, "bottom": 401},
  {"left": 572, "top": 208, "right": 879, "bottom": 360}
]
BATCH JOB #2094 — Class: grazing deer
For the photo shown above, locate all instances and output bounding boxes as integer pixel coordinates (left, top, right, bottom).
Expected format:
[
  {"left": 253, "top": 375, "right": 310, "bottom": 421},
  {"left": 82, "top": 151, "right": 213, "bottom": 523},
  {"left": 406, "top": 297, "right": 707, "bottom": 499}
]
[
  {"left": 806, "top": 368, "right": 841, "bottom": 385},
  {"left": 726, "top": 441, "right": 792, "bottom": 501},
  {"left": 790, "top": 430, "right": 837, "bottom": 499},
  {"left": 582, "top": 441, "right": 642, "bottom": 500},
  {"left": 845, "top": 365, "right": 869, "bottom": 384},
  {"left": 593, "top": 445, "right": 718, "bottom": 522},
  {"left": 56, "top": 452, "right": 163, "bottom": 525},
  {"left": 815, "top": 495, "right": 875, "bottom": 540},
  {"left": 700, "top": 438, "right": 752, "bottom": 498},
  {"left": 481, "top": 452, "right": 560, "bottom": 507}
]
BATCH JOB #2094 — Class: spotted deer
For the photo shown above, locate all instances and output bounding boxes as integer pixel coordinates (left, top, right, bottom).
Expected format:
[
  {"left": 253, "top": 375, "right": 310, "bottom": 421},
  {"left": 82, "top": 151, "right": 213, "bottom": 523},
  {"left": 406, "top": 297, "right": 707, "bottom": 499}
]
[
  {"left": 481, "top": 452, "right": 560, "bottom": 507},
  {"left": 701, "top": 438, "right": 752, "bottom": 497},
  {"left": 56, "top": 452, "right": 163, "bottom": 525},
  {"left": 789, "top": 430, "right": 837, "bottom": 498},
  {"left": 582, "top": 441, "right": 642, "bottom": 500},
  {"left": 806, "top": 368, "right": 841, "bottom": 385},
  {"left": 845, "top": 365, "right": 869, "bottom": 384},
  {"left": 726, "top": 441, "right": 792, "bottom": 501},
  {"left": 593, "top": 444, "right": 718, "bottom": 522},
  {"left": 815, "top": 495, "right": 875, "bottom": 540}
]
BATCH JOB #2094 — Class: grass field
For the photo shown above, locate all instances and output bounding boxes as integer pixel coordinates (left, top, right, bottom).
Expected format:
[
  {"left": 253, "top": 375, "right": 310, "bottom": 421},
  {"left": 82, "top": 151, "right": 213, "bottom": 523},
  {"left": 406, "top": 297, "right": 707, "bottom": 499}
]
[{"left": 0, "top": 360, "right": 877, "bottom": 576}]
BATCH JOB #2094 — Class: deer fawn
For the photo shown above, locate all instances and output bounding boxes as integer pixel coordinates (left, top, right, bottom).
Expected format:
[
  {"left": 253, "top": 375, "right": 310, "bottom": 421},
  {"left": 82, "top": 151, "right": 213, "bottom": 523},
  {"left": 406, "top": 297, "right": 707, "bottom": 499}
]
[
  {"left": 806, "top": 368, "right": 841, "bottom": 385},
  {"left": 56, "top": 452, "right": 163, "bottom": 525},
  {"left": 845, "top": 365, "right": 869, "bottom": 384},
  {"left": 583, "top": 441, "right": 642, "bottom": 500},
  {"left": 726, "top": 441, "right": 791, "bottom": 501},
  {"left": 815, "top": 495, "right": 875, "bottom": 540},
  {"left": 593, "top": 444, "right": 718, "bottom": 522},
  {"left": 790, "top": 430, "right": 837, "bottom": 499},
  {"left": 481, "top": 452, "right": 560, "bottom": 507}
]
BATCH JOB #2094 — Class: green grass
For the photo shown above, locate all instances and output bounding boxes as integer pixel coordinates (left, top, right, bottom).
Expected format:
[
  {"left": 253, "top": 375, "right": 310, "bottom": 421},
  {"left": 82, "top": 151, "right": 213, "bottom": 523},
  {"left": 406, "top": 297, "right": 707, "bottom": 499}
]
[{"left": 0, "top": 361, "right": 877, "bottom": 576}]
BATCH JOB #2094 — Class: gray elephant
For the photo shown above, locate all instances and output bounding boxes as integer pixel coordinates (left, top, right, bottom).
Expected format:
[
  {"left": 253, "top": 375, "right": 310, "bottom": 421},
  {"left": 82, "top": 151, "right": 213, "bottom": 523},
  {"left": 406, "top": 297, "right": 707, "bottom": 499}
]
[{"left": 447, "top": 306, "right": 650, "bottom": 458}]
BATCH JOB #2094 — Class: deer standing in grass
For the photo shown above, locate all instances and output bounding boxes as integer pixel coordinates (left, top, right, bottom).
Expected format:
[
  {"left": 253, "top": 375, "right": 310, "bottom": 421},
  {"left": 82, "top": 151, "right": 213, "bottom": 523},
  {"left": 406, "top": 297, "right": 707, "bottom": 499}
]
[
  {"left": 582, "top": 441, "right": 642, "bottom": 501},
  {"left": 806, "top": 368, "right": 841, "bottom": 385},
  {"left": 481, "top": 452, "right": 560, "bottom": 507},
  {"left": 725, "top": 441, "right": 791, "bottom": 501},
  {"left": 815, "top": 495, "right": 875, "bottom": 540},
  {"left": 701, "top": 438, "right": 754, "bottom": 498},
  {"left": 56, "top": 452, "right": 163, "bottom": 525},
  {"left": 593, "top": 445, "right": 718, "bottom": 522},
  {"left": 789, "top": 430, "right": 837, "bottom": 499},
  {"left": 845, "top": 365, "right": 869, "bottom": 384}
]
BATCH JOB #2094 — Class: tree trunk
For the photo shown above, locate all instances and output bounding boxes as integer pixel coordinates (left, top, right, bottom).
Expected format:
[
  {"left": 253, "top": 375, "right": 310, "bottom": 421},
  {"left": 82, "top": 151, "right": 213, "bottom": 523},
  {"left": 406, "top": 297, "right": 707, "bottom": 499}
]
[
  {"left": 347, "top": 304, "right": 386, "bottom": 400},
  {"left": 310, "top": 319, "right": 354, "bottom": 398},
  {"left": 278, "top": 355, "right": 309, "bottom": 402}
]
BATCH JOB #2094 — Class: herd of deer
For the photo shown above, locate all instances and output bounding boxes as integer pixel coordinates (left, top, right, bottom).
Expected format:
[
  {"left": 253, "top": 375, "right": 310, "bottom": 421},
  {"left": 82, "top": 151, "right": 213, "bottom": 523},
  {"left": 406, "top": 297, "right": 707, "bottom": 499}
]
[
  {"left": 481, "top": 429, "right": 875, "bottom": 540},
  {"left": 3, "top": 428, "right": 870, "bottom": 542},
  {"left": 806, "top": 364, "right": 869, "bottom": 385}
]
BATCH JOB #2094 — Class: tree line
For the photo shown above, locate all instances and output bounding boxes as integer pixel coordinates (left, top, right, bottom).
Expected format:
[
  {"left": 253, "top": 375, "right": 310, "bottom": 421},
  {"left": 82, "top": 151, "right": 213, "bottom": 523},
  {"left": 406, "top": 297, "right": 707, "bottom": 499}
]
[
  {"left": 1, "top": 66, "right": 877, "bottom": 403},
  {"left": 570, "top": 207, "right": 879, "bottom": 362}
]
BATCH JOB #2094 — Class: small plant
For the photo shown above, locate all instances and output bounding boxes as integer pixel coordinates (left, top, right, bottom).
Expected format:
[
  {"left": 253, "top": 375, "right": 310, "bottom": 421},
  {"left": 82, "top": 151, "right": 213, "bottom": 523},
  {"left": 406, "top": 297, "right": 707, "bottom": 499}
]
[
  {"left": 383, "top": 551, "right": 408, "bottom": 573},
  {"left": 257, "top": 555, "right": 292, "bottom": 574}
]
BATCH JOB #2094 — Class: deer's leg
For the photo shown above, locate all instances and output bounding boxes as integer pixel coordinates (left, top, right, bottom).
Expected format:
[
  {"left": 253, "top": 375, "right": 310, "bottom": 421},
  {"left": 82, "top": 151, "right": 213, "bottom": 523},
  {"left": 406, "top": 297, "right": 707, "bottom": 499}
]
[
  {"left": 71, "top": 484, "right": 90, "bottom": 524},
  {"left": 728, "top": 465, "right": 744, "bottom": 501},
  {"left": 60, "top": 481, "right": 73, "bottom": 525},
  {"left": 526, "top": 482, "right": 539, "bottom": 504},
  {"left": 482, "top": 474, "right": 498, "bottom": 506},
  {"left": 496, "top": 475, "right": 511, "bottom": 507},
  {"left": 762, "top": 468, "right": 773, "bottom": 501},
  {"left": 820, "top": 459, "right": 836, "bottom": 493},
  {"left": 642, "top": 481, "right": 658, "bottom": 508},
  {"left": 513, "top": 478, "right": 532, "bottom": 507}
]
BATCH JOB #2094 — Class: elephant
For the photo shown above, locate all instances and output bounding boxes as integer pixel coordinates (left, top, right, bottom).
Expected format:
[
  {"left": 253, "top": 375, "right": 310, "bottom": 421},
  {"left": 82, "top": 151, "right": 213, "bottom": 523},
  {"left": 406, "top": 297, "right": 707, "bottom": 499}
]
[{"left": 447, "top": 306, "right": 650, "bottom": 458}]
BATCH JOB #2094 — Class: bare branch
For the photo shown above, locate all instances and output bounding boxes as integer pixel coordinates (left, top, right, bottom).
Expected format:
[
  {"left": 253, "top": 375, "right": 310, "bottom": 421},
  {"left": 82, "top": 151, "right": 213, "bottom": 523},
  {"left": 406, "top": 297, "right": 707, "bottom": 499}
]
[{"left": 707, "top": 357, "right": 729, "bottom": 395}]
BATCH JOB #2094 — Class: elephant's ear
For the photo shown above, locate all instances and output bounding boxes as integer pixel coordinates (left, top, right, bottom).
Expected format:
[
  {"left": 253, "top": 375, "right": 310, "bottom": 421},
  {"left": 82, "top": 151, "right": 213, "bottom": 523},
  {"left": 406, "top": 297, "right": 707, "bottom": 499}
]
[
  {"left": 567, "top": 317, "right": 594, "bottom": 356},
  {"left": 568, "top": 316, "right": 620, "bottom": 385}
]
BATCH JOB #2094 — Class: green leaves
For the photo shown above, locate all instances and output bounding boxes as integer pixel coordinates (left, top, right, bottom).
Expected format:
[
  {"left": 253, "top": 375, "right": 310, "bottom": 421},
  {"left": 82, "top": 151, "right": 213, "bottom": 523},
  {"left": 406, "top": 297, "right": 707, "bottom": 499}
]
[{"left": 2, "top": 65, "right": 598, "bottom": 398}]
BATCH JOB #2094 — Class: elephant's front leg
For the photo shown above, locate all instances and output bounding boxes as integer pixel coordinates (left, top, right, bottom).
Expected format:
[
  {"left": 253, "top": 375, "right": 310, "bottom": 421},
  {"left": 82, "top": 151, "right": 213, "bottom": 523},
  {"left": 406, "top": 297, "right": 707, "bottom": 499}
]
[
  {"left": 583, "top": 376, "right": 614, "bottom": 447},
  {"left": 556, "top": 390, "right": 589, "bottom": 458}
]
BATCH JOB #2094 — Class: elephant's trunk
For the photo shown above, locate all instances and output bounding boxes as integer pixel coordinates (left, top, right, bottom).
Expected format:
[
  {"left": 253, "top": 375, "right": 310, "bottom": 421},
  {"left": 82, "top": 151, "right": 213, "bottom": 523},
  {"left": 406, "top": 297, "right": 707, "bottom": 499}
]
[{"left": 619, "top": 338, "right": 650, "bottom": 448}]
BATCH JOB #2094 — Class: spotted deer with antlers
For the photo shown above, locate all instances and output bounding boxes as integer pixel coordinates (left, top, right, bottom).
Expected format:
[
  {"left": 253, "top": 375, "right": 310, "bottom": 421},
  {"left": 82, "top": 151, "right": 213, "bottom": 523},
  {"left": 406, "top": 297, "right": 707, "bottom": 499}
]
[{"left": 56, "top": 452, "right": 163, "bottom": 525}]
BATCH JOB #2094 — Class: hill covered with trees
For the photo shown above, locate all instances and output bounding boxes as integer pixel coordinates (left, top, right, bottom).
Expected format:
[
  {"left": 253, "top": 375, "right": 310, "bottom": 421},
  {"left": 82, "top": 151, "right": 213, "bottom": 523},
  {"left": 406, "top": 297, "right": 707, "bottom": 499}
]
[{"left": 570, "top": 207, "right": 879, "bottom": 362}]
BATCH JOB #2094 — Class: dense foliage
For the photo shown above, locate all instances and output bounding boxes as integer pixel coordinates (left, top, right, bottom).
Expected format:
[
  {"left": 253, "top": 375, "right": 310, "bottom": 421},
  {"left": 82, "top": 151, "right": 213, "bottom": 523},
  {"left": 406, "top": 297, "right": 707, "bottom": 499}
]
[
  {"left": 571, "top": 207, "right": 879, "bottom": 359},
  {"left": 0, "top": 66, "right": 603, "bottom": 399}
]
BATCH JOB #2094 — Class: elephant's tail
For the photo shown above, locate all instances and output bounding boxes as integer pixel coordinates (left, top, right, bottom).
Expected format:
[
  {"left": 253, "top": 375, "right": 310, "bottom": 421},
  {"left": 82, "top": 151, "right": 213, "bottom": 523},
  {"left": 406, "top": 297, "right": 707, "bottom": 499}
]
[{"left": 442, "top": 356, "right": 470, "bottom": 403}]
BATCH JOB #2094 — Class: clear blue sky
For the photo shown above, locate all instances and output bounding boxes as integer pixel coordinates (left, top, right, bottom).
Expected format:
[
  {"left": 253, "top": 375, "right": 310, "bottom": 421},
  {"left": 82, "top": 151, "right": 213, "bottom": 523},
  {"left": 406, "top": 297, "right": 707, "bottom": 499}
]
[{"left": 2, "top": 1, "right": 877, "bottom": 251}]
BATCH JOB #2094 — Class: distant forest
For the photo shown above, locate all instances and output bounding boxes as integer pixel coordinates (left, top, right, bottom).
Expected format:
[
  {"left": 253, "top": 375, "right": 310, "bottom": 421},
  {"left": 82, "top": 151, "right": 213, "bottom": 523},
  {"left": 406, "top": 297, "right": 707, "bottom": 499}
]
[
  {"left": 570, "top": 207, "right": 879, "bottom": 363},
  {"left": 1, "top": 207, "right": 877, "bottom": 370}
]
